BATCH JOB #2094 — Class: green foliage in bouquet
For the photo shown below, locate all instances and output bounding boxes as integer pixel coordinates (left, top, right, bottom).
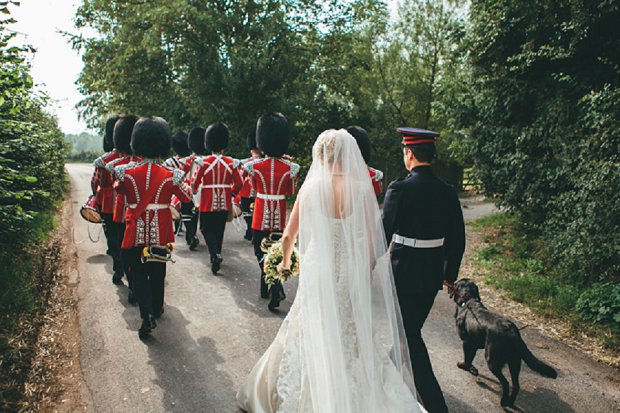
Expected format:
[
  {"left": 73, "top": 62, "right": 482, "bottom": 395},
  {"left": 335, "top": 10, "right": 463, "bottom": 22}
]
[{"left": 262, "top": 242, "right": 300, "bottom": 288}]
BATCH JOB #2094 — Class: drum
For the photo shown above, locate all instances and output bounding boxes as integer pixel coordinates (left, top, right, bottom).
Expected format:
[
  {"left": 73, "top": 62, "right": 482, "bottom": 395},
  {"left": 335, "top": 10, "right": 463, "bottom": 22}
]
[{"left": 80, "top": 194, "right": 102, "bottom": 224}]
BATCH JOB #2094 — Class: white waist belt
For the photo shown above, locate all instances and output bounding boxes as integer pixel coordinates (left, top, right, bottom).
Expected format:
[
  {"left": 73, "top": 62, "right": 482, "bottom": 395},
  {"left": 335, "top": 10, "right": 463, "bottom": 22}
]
[
  {"left": 128, "top": 203, "right": 170, "bottom": 210},
  {"left": 257, "top": 193, "right": 286, "bottom": 201},
  {"left": 201, "top": 184, "right": 230, "bottom": 189},
  {"left": 393, "top": 234, "right": 444, "bottom": 248}
]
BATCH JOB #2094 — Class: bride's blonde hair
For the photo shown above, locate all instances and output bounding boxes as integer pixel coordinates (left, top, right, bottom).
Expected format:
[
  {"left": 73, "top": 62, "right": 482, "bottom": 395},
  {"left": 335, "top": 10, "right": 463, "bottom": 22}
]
[{"left": 313, "top": 129, "right": 352, "bottom": 166}]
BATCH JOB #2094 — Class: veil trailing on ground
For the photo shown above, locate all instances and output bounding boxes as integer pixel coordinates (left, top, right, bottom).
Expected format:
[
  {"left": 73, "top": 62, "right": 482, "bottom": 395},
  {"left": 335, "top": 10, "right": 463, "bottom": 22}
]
[{"left": 296, "top": 129, "right": 419, "bottom": 412}]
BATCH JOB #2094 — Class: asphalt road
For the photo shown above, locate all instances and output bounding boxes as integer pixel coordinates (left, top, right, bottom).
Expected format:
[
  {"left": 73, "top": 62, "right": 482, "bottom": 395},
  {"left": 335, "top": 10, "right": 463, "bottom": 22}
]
[{"left": 68, "top": 163, "right": 620, "bottom": 413}]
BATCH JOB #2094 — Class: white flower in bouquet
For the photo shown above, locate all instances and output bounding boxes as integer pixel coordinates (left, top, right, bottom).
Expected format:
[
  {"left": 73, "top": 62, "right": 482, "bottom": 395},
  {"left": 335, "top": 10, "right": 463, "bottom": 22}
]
[{"left": 263, "top": 242, "right": 300, "bottom": 287}]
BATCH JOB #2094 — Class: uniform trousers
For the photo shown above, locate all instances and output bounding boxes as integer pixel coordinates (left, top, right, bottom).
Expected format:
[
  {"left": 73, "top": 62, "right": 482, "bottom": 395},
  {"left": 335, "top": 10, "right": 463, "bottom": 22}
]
[
  {"left": 200, "top": 211, "right": 228, "bottom": 260},
  {"left": 123, "top": 247, "right": 166, "bottom": 319},
  {"left": 240, "top": 197, "right": 254, "bottom": 240},
  {"left": 252, "top": 230, "right": 284, "bottom": 298},
  {"left": 101, "top": 212, "right": 122, "bottom": 273},
  {"left": 181, "top": 202, "right": 198, "bottom": 245},
  {"left": 397, "top": 291, "right": 448, "bottom": 413}
]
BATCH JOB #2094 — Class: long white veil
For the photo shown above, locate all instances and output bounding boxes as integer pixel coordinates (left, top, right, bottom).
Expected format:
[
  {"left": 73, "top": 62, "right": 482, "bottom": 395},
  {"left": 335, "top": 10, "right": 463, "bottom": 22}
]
[{"left": 296, "top": 129, "right": 419, "bottom": 412}]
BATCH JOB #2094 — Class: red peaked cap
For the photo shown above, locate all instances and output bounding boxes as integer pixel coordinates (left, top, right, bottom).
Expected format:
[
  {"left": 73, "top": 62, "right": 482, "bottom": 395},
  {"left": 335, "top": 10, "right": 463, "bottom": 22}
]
[{"left": 398, "top": 127, "right": 439, "bottom": 145}]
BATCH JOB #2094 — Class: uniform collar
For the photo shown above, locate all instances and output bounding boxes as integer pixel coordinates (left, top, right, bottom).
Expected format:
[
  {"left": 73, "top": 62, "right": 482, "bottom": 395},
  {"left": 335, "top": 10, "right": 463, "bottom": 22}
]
[{"left": 409, "top": 165, "right": 433, "bottom": 176}]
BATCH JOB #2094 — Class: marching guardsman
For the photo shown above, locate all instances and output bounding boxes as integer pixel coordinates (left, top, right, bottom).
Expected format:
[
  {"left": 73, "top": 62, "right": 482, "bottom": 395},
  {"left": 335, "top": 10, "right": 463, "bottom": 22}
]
[
  {"left": 180, "top": 127, "right": 207, "bottom": 250},
  {"left": 244, "top": 113, "right": 300, "bottom": 311},
  {"left": 191, "top": 122, "right": 243, "bottom": 274},
  {"left": 93, "top": 116, "right": 122, "bottom": 275},
  {"left": 164, "top": 131, "right": 192, "bottom": 234},
  {"left": 238, "top": 130, "right": 262, "bottom": 240},
  {"left": 113, "top": 116, "right": 192, "bottom": 339},
  {"left": 346, "top": 125, "right": 383, "bottom": 196},
  {"left": 382, "top": 127, "right": 465, "bottom": 413},
  {"left": 105, "top": 115, "right": 141, "bottom": 288}
]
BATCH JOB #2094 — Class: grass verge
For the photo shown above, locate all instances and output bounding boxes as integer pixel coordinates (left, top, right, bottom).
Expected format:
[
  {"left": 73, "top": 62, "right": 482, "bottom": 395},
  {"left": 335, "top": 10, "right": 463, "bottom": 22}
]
[
  {"left": 0, "top": 209, "right": 61, "bottom": 412},
  {"left": 471, "top": 212, "right": 620, "bottom": 352}
]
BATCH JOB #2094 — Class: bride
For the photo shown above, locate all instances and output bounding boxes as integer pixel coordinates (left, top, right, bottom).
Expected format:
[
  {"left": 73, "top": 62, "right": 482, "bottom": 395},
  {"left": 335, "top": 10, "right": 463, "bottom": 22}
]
[{"left": 237, "top": 129, "right": 424, "bottom": 413}]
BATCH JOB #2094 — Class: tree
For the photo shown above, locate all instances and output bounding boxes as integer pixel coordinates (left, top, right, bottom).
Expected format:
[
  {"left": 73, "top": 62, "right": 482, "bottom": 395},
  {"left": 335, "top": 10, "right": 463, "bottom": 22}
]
[{"left": 460, "top": 0, "right": 620, "bottom": 283}]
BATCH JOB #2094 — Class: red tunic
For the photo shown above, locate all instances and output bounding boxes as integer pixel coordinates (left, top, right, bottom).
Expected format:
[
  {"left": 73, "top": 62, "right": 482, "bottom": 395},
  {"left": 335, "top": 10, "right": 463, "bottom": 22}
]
[
  {"left": 239, "top": 155, "right": 261, "bottom": 199},
  {"left": 106, "top": 155, "right": 142, "bottom": 223},
  {"left": 191, "top": 155, "right": 243, "bottom": 212},
  {"left": 368, "top": 166, "right": 384, "bottom": 197},
  {"left": 113, "top": 160, "right": 192, "bottom": 249},
  {"left": 93, "top": 150, "right": 122, "bottom": 214},
  {"left": 244, "top": 157, "right": 300, "bottom": 232}
]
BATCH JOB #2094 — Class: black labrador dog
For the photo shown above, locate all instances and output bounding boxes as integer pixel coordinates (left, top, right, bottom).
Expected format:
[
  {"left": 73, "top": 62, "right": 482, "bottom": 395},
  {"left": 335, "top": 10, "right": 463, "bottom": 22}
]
[{"left": 450, "top": 278, "right": 557, "bottom": 407}]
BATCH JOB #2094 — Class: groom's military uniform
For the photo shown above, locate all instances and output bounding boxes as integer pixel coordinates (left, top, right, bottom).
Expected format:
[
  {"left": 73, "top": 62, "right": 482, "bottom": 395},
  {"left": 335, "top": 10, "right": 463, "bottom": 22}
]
[{"left": 383, "top": 127, "right": 465, "bottom": 413}]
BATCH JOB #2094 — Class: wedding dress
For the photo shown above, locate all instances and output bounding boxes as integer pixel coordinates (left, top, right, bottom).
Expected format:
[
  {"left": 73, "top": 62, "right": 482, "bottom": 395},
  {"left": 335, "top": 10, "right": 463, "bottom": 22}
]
[{"left": 237, "top": 129, "right": 424, "bottom": 413}]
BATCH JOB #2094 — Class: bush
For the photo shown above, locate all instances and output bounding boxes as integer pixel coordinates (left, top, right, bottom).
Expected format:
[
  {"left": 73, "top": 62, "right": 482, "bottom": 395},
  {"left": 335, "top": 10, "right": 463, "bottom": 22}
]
[
  {"left": 460, "top": 0, "right": 620, "bottom": 286},
  {"left": 576, "top": 283, "right": 620, "bottom": 325}
]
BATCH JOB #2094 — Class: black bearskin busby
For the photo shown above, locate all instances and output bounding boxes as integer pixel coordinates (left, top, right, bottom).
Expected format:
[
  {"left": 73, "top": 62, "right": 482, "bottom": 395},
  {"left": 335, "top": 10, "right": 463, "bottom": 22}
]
[
  {"left": 256, "top": 112, "right": 290, "bottom": 157},
  {"left": 113, "top": 115, "right": 139, "bottom": 154},
  {"left": 131, "top": 116, "right": 172, "bottom": 159},
  {"left": 247, "top": 128, "right": 258, "bottom": 151},
  {"left": 104, "top": 115, "right": 119, "bottom": 148},
  {"left": 205, "top": 122, "right": 229, "bottom": 152},
  {"left": 172, "top": 131, "right": 191, "bottom": 157},
  {"left": 188, "top": 127, "right": 207, "bottom": 155},
  {"left": 346, "top": 125, "right": 371, "bottom": 164},
  {"left": 103, "top": 137, "right": 114, "bottom": 152}
]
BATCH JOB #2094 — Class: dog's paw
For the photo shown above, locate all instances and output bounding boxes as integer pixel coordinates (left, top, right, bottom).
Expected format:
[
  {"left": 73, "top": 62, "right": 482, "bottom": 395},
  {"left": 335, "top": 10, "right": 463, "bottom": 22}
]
[
  {"left": 457, "top": 362, "right": 479, "bottom": 376},
  {"left": 500, "top": 396, "right": 513, "bottom": 407}
]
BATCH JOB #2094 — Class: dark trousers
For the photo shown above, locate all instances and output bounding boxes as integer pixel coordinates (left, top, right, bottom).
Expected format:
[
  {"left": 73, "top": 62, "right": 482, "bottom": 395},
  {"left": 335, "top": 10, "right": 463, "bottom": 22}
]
[
  {"left": 240, "top": 197, "right": 254, "bottom": 239},
  {"left": 200, "top": 211, "right": 228, "bottom": 260},
  {"left": 181, "top": 202, "right": 198, "bottom": 245},
  {"left": 101, "top": 212, "right": 122, "bottom": 273},
  {"left": 398, "top": 291, "right": 448, "bottom": 413},
  {"left": 252, "top": 230, "right": 284, "bottom": 298},
  {"left": 124, "top": 247, "right": 166, "bottom": 319}
]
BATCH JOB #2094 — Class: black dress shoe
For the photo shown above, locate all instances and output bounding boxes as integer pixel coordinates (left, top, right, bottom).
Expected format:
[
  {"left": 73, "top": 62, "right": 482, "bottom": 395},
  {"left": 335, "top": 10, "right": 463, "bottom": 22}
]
[
  {"left": 138, "top": 315, "right": 157, "bottom": 339},
  {"left": 211, "top": 254, "right": 222, "bottom": 274},
  {"left": 189, "top": 237, "right": 199, "bottom": 251},
  {"left": 112, "top": 271, "right": 124, "bottom": 285},
  {"left": 268, "top": 290, "right": 285, "bottom": 312}
]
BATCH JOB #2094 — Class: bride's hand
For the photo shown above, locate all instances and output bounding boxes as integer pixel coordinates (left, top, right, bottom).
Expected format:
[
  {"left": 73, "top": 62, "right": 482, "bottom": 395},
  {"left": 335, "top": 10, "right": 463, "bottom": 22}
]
[{"left": 277, "top": 261, "right": 290, "bottom": 274}]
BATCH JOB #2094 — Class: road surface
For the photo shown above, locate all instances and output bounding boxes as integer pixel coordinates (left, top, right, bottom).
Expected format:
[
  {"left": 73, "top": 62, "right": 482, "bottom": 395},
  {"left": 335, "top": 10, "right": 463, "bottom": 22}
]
[{"left": 67, "top": 163, "right": 620, "bottom": 413}]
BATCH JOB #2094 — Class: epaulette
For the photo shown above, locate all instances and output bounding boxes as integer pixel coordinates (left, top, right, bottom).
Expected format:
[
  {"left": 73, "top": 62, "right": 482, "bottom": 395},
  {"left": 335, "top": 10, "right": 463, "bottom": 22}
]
[
  {"left": 172, "top": 169, "right": 185, "bottom": 187},
  {"left": 232, "top": 158, "right": 240, "bottom": 169},
  {"left": 243, "top": 158, "right": 261, "bottom": 175},
  {"left": 369, "top": 167, "right": 383, "bottom": 182},
  {"left": 104, "top": 157, "right": 123, "bottom": 172},
  {"left": 93, "top": 156, "right": 106, "bottom": 168},
  {"left": 280, "top": 159, "right": 301, "bottom": 178},
  {"left": 194, "top": 157, "right": 204, "bottom": 168},
  {"left": 113, "top": 162, "right": 137, "bottom": 182}
]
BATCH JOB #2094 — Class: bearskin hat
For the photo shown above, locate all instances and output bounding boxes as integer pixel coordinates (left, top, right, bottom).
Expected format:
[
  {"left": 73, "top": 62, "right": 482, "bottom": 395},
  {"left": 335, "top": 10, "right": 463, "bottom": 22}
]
[
  {"left": 346, "top": 125, "right": 371, "bottom": 164},
  {"left": 247, "top": 128, "right": 258, "bottom": 151},
  {"left": 113, "top": 115, "right": 139, "bottom": 154},
  {"left": 172, "top": 131, "right": 191, "bottom": 157},
  {"left": 103, "top": 137, "right": 114, "bottom": 152},
  {"left": 188, "top": 127, "right": 207, "bottom": 155},
  {"left": 131, "top": 116, "right": 172, "bottom": 159},
  {"left": 104, "top": 115, "right": 119, "bottom": 148},
  {"left": 205, "top": 122, "right": 229, "bottom": 152},
  {"left": 256, "top": 112, "right": 290, "bottom": 157}
]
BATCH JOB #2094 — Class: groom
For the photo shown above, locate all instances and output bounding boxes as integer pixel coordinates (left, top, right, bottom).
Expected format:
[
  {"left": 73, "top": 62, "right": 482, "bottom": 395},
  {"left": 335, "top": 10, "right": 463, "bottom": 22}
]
[{"left": 382, "top": 127, "right": 465, "bottom": 413}]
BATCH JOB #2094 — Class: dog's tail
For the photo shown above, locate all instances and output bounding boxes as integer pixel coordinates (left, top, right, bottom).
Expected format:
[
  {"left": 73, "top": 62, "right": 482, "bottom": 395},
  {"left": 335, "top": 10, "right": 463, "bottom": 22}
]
[{"left": 515, "top": 334, "right": 557, "bottom": 378}]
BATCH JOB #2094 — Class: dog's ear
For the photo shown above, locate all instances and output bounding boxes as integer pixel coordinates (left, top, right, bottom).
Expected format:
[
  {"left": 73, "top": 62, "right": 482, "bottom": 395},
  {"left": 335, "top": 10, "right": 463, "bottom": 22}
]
[{"left": 472, "top": 283, "right": 480, "bottom": 299}]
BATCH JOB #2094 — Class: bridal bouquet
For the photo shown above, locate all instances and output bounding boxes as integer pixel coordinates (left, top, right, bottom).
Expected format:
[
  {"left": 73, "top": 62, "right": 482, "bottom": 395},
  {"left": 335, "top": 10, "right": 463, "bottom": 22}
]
[{"left": 262, "top": 241, "right": 300, "bottom": 287}]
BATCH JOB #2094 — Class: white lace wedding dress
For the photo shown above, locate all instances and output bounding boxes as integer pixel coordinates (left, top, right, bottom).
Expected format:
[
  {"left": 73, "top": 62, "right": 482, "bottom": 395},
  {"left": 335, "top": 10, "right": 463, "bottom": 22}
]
[{"left": 237, "top": 130, "right": 424, "bottom": 413}]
